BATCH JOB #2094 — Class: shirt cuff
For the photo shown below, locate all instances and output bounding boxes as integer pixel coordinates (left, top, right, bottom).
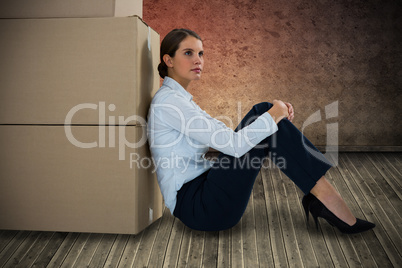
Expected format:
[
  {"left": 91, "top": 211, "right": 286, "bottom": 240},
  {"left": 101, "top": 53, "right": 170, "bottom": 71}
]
[{"left": 260, "top": 112, "right": 279, "bottom": 134}]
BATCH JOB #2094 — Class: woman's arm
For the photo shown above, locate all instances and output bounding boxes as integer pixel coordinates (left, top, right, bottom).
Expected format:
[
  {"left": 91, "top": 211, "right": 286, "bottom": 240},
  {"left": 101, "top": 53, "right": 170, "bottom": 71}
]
[{"left": 152, "top": 94, "right": 279, "bottom": 158}]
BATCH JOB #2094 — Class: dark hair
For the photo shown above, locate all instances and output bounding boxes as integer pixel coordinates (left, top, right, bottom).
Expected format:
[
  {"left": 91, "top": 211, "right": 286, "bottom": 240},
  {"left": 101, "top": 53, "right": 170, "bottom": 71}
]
[{"left": 158, "top": 28, "right": 202, "bottom": 79}]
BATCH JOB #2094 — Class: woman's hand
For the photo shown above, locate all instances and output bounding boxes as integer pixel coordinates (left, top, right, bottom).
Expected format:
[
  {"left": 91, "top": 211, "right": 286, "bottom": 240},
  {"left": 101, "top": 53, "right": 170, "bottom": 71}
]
[
  {"left": 284, "top": 102, "right": 294, "bottom": 122},
  {"left": 269, "top": 100, "right": 288, "bottom": 124},
  {"left": 268, "top": 100, "right": 294, "bottom": 124}
]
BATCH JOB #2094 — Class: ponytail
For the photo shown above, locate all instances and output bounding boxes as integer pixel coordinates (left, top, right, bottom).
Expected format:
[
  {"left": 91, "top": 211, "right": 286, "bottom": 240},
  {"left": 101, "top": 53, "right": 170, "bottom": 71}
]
[{"left": 158, "top": 62, "right": 168, "bottom": 79}]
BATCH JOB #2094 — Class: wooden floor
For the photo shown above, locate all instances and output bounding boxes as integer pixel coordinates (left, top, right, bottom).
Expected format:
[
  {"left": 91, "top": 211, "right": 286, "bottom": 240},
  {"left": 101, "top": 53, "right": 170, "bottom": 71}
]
[{"left": 0, "top": 153, "right": 401, "bottom": 267}]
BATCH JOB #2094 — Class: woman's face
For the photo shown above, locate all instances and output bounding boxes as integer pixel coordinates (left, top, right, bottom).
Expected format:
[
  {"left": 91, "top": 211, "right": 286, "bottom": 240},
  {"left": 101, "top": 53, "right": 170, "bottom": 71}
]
[{"left": 165, "top": 36, "right": 204, "bottom": 89}]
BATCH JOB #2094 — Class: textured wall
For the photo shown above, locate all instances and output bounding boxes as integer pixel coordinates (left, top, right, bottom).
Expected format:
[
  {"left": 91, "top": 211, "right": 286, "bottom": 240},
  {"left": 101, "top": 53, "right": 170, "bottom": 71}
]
[{"left": 144, "top": 0, "right": 401, "bottom": 147}]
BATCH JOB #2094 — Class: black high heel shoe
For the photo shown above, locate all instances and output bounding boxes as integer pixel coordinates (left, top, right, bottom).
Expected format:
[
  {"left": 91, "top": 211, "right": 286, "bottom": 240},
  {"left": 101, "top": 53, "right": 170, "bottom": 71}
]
[
  {"left": 302, "top": 193, "right": 375, "bottom": 234},
  {"left": 302, "top": 193, "right": 316, "bottom": 225}
]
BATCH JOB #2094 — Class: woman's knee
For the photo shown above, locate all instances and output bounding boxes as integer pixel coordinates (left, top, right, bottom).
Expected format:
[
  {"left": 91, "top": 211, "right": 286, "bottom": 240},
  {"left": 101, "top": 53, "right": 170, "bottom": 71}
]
[
  {"left": 235, "top": 102, "right": 274, "bottom": 131},
  {"left": 253, "top": 102, "right": 273, "bottom": 113},
  {"left": 249, "top": 102, "right": 274, "bottom": 120}
]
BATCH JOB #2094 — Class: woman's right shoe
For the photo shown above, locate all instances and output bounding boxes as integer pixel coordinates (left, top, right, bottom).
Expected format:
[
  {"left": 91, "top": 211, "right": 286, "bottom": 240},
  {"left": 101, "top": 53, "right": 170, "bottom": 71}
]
[{"left": 302, "top": 193, "right": 376, "bottom": 234}]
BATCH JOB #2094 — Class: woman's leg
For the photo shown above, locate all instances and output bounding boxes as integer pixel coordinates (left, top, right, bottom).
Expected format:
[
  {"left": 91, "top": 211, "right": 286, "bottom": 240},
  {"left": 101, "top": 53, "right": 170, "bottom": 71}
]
[
  {"left": 205, "top": 103, "right": 333, "bottom": 226},
  {"left": 174, "top": 102, "right": 346, "bottom": 231},
  {"left": 240, "top": 104, "right": 357, "bottom": 226},
  {"left": 311, "top": 177, "right": 356, "bottom": 225}
]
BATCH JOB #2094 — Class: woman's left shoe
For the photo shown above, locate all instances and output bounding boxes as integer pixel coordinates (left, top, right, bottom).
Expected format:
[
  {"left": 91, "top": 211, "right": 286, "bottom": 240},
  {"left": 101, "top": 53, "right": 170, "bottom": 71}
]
[
  {"left": 302, "top": 193, "right": 316, "bottom": 225},
  {"left": 302, "top": 193, "right": 376, "bottom": 234}
]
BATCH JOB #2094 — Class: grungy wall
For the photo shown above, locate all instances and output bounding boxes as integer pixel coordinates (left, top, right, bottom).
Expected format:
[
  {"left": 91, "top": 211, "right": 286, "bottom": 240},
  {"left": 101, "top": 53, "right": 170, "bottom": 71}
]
[{"left": 144, "top": 0, "right": 401, "bottom": 148}]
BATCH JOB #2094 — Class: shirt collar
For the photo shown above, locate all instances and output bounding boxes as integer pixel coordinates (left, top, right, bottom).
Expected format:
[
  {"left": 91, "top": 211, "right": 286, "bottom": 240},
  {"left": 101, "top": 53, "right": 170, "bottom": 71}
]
[{"left": 163, "top": 76, "right": 193, "bottom": 101}]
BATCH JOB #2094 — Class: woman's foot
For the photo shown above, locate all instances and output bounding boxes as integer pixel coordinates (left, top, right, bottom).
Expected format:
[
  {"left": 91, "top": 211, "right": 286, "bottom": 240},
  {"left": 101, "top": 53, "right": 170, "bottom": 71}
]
[
  {"left": 310, "top": 177, "right": 356, "bottom": 226},
  {"left": 302, "top": 193, "right": 375, "bottom": 234}
]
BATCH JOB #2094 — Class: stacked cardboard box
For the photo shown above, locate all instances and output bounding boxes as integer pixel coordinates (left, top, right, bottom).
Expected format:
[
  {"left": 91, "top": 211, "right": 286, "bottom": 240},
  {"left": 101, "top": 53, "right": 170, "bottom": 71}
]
[
  {"left": 0, "top": 2, "right": 163, "bottom": 234},
  {"left": 0, "top": 0, "right": 142, "bottom": 18}
]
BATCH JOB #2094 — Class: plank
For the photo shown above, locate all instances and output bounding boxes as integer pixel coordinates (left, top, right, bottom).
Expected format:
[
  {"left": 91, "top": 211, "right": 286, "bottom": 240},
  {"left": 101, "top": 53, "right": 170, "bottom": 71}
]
[
  {"left": 132, "top": 218, "right": 163, "bottom": 267},
  {"left": 325, "top": 159, "right": 369, "bottom": 267},
  {"left": 88, "top": 234, "right": 117, "bottom": 268},
  {"left": 0, "top": 230, "right": 19, "bottom": 254},
  {"left": 31, "top": 232, "right": 69, "bottom": 268},
  {"left": 176, "top": 224, "right": 192, "bottom": 267},
  {"left": 319, "top": 219, "right": 354, "bottom": 267},
  {"left": 252, "top": 172, "right": 275, "bottom": 267},
  {"left": 369, "top": 153, "right": 402, "bottom": 199},
  {"left": 347, "top": 234, "right": 377, "bottom": 267},
  {"left": 352, "top": 229, "right": 393, "bottom": 268},
  {"left": 261, "top": 167, "right": 288, "bottom": 268},
  {"left": 242, "top": 188, "right": 259, "bottom": 268},
  {"left": 16, "top": 231, "right": 54, "bottom": 268},
  {"left": 0, "top": 231, "right": 31, "bottom": 266},
  {"left": 329, "top": 154, "right": 381, "bottom": 267},
  {"left": 47, "top": 232, "right": 80, "bottom": 267},
  {"left": 3, "top": 231, "right": 41, "bottom": 267},
  {"left": 309, "top": 230, "right": 338, "bottom": 268},
  {"left": 292, "top": 181, "right": 337, "bottom": 268},
  {"left": 186, "top": 230, "right": 205, "bottom": 267},
  {"left": 279, "top": 171, "right": 320, "bottom": 267},
  {"left": 332, "top": 154, "right": 389, "bottom": 267},
  {"left": 293, "top": 192, "right": 337, "bottom": 268},
  {"left": 59, "top": 232, "right": 91, "bottom": 268},
  {"left": 148, "top": 209, "right": 176, "bottom": 267},
  {"left": 359, "top": 153, "right": 402, "bottom": 222},
  {"left": 162, "top": 218, "right": 185, "bottom": 268},
  {"left": 202, "top": 231, "right": 219, "bottom": 267},
  {"left": 271, "top": 167, "right": 303, "bottom": 267},
  {"left": 345, "top": 153, "right": 402, "bottom": 251},
  {"left": 380, "top": 153, "right": 402, "bottom": 180},
  {"left": 217, "top": 229, "right": 231, "bottom": 268},
  {"left": 336, "top": 154, "right": 401, "bottom": 267},
  {"left": 365, "top": 153, "right": 402, "bottom": 214},
  {"left": 73, "top": 233, "right": 103, "bottom": 267},
  {"left": 230, "top": 216, "right": 243, "bottom": 267},
  {"left": 117, "top": 233, "right": 143, "bottom": 267},
  {"left": 386, "top": 153, "right": 402, "bottom": 175},
  {"left": 102, "top": 234, "right": 130, "bottom": 267}
]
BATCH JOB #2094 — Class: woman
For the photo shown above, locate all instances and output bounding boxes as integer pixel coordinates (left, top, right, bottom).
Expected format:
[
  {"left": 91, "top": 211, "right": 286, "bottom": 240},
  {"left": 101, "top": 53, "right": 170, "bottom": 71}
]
[{"left": 147, "top": 28, "right": 375, "bottom": 233}]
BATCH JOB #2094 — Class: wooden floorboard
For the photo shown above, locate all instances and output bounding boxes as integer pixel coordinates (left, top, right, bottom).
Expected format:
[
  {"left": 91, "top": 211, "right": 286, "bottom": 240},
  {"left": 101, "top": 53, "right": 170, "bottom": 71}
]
[
  {"left": 0, "top": 153, "right": 401, "bottom": 267},
  {"left": 334, "top": 153, "right": 395, "bottom": 267},
  {"left": 102, "top": 234, "right": 129, "bottom": 267},
  {"left": 217, "top": 228, "right": 231, "bottom": 268},
  {"left": 147, "top": 209, "right": 175, "bottom": 267},
  {"left": 340, "top": 153, "right": 401, "bottom": 267},
  {"left": 253, "top": 173, "right": 275, "bottom": 267},
  {"left": 87, "top": 234, "right": 117, "bottom": 268},
  {"left": 262, "top": 167, "right": 288, "bottom": 268}
]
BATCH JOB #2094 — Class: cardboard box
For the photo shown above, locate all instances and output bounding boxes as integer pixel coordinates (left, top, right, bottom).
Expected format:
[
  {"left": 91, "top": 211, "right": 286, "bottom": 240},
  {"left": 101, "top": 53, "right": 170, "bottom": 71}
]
[
  {"left": 0, "top": 125, "right": 162, "bottom": 234},
  {"left": 0, "top": 0, "right": 142, "bottom": 18},
  {"left": 0, "top": 16, "right": 163, "bottom": 234},
  {"left": 0, "top": 16, "right": 159, "bottom": 125}
]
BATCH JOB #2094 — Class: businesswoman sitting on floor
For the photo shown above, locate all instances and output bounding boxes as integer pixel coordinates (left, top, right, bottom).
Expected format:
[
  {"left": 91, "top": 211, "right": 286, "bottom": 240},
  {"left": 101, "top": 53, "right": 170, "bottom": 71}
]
[{"left": 147, "top": 28, "right": 375, "bottom": 234}]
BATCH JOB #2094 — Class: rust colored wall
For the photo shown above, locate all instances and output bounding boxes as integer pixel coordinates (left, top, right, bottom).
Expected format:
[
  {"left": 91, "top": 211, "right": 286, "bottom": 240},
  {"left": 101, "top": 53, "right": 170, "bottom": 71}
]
[{"left": 144, "top": 0, "right": 401, "bottom": 147}]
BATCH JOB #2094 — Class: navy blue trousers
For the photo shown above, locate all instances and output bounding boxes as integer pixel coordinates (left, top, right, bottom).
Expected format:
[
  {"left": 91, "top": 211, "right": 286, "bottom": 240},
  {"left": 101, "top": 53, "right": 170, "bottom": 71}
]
[{"left": 173, "top": 102, "right": 332, "bottom": 231}]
